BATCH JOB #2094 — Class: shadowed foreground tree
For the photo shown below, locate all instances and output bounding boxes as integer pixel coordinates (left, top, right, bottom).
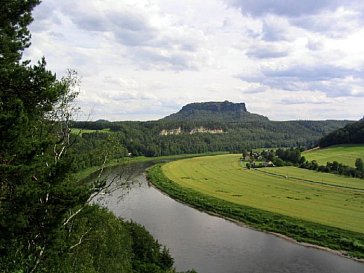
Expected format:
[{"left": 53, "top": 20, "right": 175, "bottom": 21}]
[
  {"left": 0, "top": 2, "right": 198, "bottom": 273},
  {"left": 0, "top": 1, "right": 91, "bottom": 272}
]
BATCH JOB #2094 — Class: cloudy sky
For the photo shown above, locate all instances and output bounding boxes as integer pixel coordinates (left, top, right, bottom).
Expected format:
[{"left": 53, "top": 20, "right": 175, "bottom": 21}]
[{"left": 25, "top": 0, "right": 364, "bottom": 121}]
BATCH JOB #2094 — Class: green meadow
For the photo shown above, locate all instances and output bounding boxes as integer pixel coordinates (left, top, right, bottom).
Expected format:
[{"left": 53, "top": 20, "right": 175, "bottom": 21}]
[
  {"left": 162, "top": 154, "right": 364, "bottom": 234},
  {"left": 70, "top": 127, "right": 112, "bottom": 135},
  {"left": 303, "top": 144, "right": 364, "bottom": 167}
]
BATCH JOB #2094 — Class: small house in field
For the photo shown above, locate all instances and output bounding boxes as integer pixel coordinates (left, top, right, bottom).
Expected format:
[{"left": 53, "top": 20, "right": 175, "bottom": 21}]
[
  {"left": 263, "top": 161, "right": 275, "bottom": 167},
  {"left": 244, "top": 155, "right": 251, "bottom": 161}
]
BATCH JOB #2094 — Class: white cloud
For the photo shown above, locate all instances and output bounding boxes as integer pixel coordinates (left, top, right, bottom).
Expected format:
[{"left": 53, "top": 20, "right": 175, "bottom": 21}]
[{"left": 23, "top": 0, "right": 364, "bottom": 121}]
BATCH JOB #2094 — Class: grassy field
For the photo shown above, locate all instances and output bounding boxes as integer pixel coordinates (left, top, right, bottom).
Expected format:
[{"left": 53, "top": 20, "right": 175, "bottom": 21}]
[
  {"left": 161, "top": 154, "right": 364, "bottom": 234},
  {"left": 70, "top": 128, "right": 112, "bottom": 136},
  {"left": 258, "top": 167, "right": 364, "bottom": 191},
  {"left": 303, "top": 144, "right": 364, "bottom": 167}
]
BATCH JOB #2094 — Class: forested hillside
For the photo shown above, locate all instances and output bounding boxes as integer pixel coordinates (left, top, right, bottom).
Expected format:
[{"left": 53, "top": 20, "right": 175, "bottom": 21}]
[
  {"left": 72, "top": 102, "right": 351, "bottom": 156},
  {"left": 319, "top": 119, "right": 364, "bottom": 147}
]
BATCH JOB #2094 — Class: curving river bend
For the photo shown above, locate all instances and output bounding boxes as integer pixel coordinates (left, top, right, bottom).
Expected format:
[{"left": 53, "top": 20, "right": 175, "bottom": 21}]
[{"left": 95, "top": 163, "right": 364, "bottom": 273}]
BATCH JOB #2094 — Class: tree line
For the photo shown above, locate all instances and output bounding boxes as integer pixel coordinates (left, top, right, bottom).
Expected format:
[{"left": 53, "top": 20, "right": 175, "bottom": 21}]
[
  {"left": 319, "top": 119, "right": 364, "bottom": 147},
  {"left": 241, "top": 147, "right": 364, "bottom": 179}
]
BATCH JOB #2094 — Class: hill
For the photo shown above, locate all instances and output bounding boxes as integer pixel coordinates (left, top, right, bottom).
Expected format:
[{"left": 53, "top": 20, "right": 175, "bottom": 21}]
[
  {"left": 303, "top": 144, "right": 364, "bottom": 167},
  {"left": 72, "top": 101, "right": 352, "bottom": 156},
  {"left": 163, "top": 101, "right": 269, "bottom": 122},
  {"left": 319, "top": 119, "right": 364, "bottom": 147}
]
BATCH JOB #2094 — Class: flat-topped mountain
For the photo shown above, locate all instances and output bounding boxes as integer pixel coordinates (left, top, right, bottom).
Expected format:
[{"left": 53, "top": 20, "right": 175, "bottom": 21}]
[
  {"left": 181, "top": 101, "right": 247, "bottom": 113},
  {"left": 163, "top": 101, "right": 268, "bottom": 122}
]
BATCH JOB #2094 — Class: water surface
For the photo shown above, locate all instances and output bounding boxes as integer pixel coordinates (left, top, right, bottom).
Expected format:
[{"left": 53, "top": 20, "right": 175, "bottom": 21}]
[{"left": 96, "top": 166, "right": 364, "bottom": 273}]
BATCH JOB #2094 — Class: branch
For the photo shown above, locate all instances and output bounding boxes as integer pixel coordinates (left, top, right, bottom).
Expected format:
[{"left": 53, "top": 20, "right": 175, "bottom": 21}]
[
  {"left": 69, "top": 228, "right": 91, "bottom": 250},
  {"left": 63, "top": 207, "right": 83, "bottom": 227},
  {"left": 63, "top": 155, "right": 108, "bottom": 226},
  {"left": 29, "top": 247, "right": 44, "bottom": 273}
]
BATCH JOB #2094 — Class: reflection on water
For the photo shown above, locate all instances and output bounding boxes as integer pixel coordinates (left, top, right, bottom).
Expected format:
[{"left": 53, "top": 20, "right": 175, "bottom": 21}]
[{"left": 96, "top": 165, "right": 364, "bottom": 273}]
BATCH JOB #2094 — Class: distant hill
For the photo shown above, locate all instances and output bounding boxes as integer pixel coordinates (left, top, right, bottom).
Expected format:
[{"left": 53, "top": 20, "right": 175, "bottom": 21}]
[
  {"left": 163, "top": 101, "right": 268, "bottom": 122},
  {"left": 72, "top": 101, "right": 352, "bottom": 156},
  {"left": 319, "top": 119, "right": 364, "bottom": 147}
]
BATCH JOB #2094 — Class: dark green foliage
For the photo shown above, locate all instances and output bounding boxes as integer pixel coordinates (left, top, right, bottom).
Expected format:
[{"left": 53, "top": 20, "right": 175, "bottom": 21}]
[
  {"left": 0, "top": 2, "right": 129, "bottom": 272},
  {"left": 68, "top": 132, "right": 128, "bottom": 172},
  {"left": 319, "top": 119, "right": 364, "bottom": 147},
  {"left": 299, "top": 160, "right": 364, "bottom": 179},
  {"left": 272, "top": 157, "right": 285, "bottom": 167},
  {"left": 0, "top": 0, "right": 40, "bottom": 63},
  {"left": 72, "top": 117, "right": 350, "bottom": 158},
  {"left": 40, "top": 205, "right": 191, "bottom": 273},
  {"left": 125, "top": 221, "right": 174, "bottom": 272},
  {"left": 0, "top": 2, "right": 193, "bottom": 272},
  {"left": 355, "top": 158, "right": 364, "bottom": 172},
  {"left": 0, "top": 2, "right": 91, "bottom": 271},
  {"left": 147, "top": 165, "right": 364, "bottom": 259},
  {"left": 275, "top": 148, "right": 303, "bottom": 165},
  {"left": 43, "top": 205, "right": 133, "bottom": 273}
]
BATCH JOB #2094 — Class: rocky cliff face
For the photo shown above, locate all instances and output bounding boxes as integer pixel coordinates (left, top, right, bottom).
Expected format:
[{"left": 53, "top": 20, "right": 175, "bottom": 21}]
[{"left": 159, "top": 127, "right": 224, "bottom": 136}]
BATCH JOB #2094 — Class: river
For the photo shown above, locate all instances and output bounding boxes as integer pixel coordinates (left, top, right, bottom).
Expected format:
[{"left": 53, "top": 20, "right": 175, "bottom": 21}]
[{"left": 95, "top": 164, "right": 364, "bottom": 273}]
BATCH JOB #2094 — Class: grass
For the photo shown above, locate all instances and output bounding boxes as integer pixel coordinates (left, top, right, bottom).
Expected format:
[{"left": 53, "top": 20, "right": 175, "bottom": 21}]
[
  {"left": 70, "top": 128, "right": 112, "bottom": 136},
  {"left": 73, "top": 152, "right": 228, "bottom": 182},
  {"left": 258, "top": 167, "right": 364, "bottom": 191},
  {"left": 161, "top": 154, "right": 364, "bottom": 233},
  {"left": 147, "top": 154, "right": 364, "bottom": 258},
  {"left": 303, "top": 144, "right": 364, "bottom": 167}
]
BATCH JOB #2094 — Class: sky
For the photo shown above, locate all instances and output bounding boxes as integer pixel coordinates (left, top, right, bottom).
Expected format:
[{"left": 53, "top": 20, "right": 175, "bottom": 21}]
[{"left": 24, "top": 0, "right": 364, "bottom": 121}]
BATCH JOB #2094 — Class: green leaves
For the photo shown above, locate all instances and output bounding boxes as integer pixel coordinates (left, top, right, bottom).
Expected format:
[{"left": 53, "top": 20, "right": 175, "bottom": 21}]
[
  {"left": 355, "top": 158, "right": 364, "bottom": 171},
  {"left": 0, "top": 0, "right": 40, "bottom": 63},
  {"left": 0, "top": 2, "right": 90, "bottom": 271}
]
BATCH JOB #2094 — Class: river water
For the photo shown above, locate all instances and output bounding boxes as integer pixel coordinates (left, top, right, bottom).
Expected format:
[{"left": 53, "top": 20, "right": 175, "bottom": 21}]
[{"left": 95, "top": 164, "right": 364, "bottom": 273}]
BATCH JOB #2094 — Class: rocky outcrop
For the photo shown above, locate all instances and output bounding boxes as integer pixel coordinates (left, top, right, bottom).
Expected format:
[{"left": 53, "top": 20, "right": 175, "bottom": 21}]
[
  {"left": 159, "top": 127, "right": 182, "bottom": 136},
  {"left": 159, "top": 127, "right": 224, "bottom": 136}
]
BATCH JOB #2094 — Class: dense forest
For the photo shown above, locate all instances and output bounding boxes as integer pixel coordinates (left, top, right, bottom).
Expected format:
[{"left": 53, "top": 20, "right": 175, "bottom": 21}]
[
  {"left": 0, "top": 2, "right": 194, "bottom": 273},
  {"left": 319, "top": 118, "right": 364, "bottom": 147},
  {"left": 72, "top": 101, "right": 350, "bottom": 158}
]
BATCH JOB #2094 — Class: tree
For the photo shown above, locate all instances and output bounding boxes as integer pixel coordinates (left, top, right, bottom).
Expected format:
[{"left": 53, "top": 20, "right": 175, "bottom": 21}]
[
  {"left": 0, "top": 0, "right": 40, "bottom": 64},
  {"left": 0, "top": 2, "right": 89, "bottom": 272},
  {"left": 355, "top": 158, "right": 364, "bottom": 172}
]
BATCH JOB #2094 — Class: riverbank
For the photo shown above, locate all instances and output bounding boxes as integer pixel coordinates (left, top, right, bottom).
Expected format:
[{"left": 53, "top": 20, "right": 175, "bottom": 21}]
[
  {"left": 73, "top": 158, "right": 202, "bottom": 273},
  {"left": 74, "top": 152, "right": 228, "bottom": 182},
  {"left": 146, "top": 164, "right": 364, "bottom": 260}
]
